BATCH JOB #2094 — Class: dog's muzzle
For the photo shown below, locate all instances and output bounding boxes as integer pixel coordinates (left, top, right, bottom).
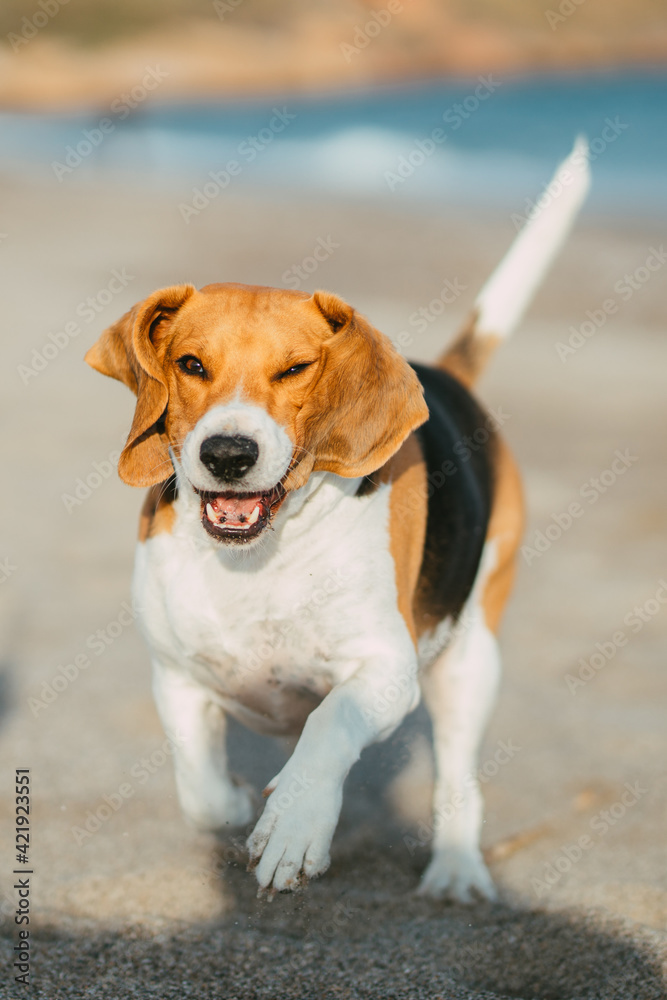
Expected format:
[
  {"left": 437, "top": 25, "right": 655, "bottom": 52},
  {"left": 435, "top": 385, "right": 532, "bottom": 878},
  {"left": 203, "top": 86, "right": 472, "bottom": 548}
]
[{"left": 196, "top": 434, "right": 288, "bottom": 544}]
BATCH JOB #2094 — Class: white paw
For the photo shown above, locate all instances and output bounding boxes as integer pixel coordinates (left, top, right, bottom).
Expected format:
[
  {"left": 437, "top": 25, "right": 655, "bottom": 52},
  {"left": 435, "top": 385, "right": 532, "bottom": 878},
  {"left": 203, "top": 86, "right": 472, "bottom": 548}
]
[
  {"left": 246, "top": 768, "right": 341, "bottom": 893},
  {"left": 179, "top": 778, "right": 256, "bottom": 833},
  {"left": 417, "top": 846, "right": 497, "bottom": 903}
]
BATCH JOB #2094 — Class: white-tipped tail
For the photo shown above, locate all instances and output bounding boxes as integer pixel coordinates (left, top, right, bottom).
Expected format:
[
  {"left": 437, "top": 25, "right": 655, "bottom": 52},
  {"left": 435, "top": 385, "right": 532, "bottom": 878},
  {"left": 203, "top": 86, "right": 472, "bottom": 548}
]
[
  {"left": 476, "top": 135, "right": 591, "bottom": 340},
  {"left": 440, "top": 137, "right": 590, "bottom": 386}
]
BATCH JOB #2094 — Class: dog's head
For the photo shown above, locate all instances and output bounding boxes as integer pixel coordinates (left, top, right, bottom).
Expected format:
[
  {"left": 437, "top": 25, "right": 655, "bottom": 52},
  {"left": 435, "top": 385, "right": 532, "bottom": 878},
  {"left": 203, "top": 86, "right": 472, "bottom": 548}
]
[{"left": 85, "top": 283, "right": 428, "bottom": 544}]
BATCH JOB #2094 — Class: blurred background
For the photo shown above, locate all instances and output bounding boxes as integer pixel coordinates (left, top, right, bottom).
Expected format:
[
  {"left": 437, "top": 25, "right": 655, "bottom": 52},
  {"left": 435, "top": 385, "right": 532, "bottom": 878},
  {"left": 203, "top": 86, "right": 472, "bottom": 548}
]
[
  {"left": 1, "top": 0, "right": 666, "bottom": 213},
  {"left": 0, "top": 3, "right": 666, "bottom": 998}
]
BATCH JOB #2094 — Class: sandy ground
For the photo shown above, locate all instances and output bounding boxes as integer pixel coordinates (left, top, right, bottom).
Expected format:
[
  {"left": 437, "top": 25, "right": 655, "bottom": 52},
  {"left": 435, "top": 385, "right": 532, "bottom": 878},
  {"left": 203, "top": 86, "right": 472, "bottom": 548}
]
[{"left": 0, "top": 172, "right": 665, "bottom": 999}]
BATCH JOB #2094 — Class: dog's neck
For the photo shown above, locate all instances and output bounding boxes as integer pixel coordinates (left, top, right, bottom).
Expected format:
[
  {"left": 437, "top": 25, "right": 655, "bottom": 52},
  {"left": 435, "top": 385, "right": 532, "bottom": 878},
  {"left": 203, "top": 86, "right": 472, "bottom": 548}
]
[{"left": 170, "top": 466, "right": 367, "bottom": 570}]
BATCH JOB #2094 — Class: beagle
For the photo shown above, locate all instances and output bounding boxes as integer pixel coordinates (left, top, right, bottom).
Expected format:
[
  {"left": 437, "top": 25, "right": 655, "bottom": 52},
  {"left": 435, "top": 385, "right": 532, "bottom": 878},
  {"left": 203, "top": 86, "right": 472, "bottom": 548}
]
[{"left": 86, "top": 143, "right": 589, "bottom": 901}]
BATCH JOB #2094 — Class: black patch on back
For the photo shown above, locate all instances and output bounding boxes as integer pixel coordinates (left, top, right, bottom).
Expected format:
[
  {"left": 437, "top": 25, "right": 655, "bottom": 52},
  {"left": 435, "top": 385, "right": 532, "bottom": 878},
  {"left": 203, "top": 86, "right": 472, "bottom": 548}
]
[{"left": 410, "top": 363, "right": 496, "bottom": 624}]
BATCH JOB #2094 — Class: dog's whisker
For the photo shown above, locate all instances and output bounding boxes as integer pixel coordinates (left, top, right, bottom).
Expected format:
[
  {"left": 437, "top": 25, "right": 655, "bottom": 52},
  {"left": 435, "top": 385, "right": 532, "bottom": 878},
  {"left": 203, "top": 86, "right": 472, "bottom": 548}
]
[
  {"left": 140, "top": 458, "right": 177, "bottom": 480},
  {"left": 152, "top": 475, "right": 178, "bottom": 509}
]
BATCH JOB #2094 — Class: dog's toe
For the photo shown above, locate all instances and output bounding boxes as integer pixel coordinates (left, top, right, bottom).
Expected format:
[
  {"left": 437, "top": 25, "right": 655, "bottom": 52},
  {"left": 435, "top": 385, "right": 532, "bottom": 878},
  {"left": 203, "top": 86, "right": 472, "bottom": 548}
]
[
  {"left": 246, "top": 770, "right": 336, "bottom": 892},
  {"left": 271, "top": 856, "right": 305, "bottom": 893},
  {"left": 417, "top": 847, "right": 497, "bottom": 904}
]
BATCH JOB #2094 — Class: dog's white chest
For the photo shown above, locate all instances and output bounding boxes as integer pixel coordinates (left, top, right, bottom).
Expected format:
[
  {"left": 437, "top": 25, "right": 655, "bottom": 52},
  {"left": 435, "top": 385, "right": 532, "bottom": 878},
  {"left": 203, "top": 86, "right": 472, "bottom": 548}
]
[{"left": 133, "top": 477, "right": 406, "bottom": 734}]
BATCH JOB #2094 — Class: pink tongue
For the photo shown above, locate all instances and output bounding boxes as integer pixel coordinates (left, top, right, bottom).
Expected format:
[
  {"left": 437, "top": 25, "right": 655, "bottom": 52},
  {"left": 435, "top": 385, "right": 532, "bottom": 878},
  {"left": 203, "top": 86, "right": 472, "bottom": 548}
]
[{"left": 211, "top": 494, "right": 262, "bottom": 521}]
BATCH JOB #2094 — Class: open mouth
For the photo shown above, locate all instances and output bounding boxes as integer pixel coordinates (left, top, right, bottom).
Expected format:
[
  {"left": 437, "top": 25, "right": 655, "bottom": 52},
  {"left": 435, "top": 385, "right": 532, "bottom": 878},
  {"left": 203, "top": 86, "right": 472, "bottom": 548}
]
[{"left": 198, "top": 484, "right": 286, "bottom": 543}]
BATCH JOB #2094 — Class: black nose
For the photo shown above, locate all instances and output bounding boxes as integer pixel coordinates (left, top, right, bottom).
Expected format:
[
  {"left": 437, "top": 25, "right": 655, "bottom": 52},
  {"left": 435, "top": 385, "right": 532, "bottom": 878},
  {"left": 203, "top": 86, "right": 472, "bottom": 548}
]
[{"left": 199, "top": 435, "right": 259, "bottom": 482}]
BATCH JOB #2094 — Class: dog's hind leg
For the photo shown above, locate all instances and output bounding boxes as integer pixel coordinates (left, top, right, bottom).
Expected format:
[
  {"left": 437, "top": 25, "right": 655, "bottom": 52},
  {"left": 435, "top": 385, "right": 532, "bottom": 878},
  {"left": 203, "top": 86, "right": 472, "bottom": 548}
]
[
  {"left": 152, "top": 661, "right": 255, "bottom": 832},
  {"left": 416, "top": 433, "right": 523, "bottom": 901},
  {"left": 417, "top": 612, "right": 501, "bottom": 902}
]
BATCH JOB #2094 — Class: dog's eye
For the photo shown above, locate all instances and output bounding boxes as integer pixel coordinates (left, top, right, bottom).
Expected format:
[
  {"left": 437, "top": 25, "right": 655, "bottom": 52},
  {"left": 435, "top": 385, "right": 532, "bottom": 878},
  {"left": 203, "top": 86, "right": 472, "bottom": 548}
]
[
  {"left": 275, "top": 362, "right": 313, "bottom": 381},
  {"left": 177, "top": 355, "right": 207, "bottom": 377}
]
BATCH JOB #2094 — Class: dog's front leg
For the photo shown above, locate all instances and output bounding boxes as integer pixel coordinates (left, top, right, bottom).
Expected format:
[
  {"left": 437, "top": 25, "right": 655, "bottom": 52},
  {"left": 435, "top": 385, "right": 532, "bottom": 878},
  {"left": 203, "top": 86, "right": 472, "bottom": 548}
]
[
  {"left": 152, "top": 661, "right": 255, "bottom": 831},
  {"left": 247, "top": 654, "right": 419, "bottom": 894}
]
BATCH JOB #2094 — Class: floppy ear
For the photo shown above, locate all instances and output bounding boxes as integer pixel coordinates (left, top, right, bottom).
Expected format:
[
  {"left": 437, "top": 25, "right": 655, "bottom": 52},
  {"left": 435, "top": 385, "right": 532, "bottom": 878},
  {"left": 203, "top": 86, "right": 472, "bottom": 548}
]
[
  {"left": 297, "top": 290, "right": 429, "bottom": 480},
  {"left": 85, "top": 284, "right": 196, "bottom": 487}
]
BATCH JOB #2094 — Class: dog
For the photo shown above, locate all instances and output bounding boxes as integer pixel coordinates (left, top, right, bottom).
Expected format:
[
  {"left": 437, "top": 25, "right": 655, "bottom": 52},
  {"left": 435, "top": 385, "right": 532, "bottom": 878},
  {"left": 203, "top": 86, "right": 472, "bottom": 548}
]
[{"left": 85, "top": 141, "right": 589, "bottom": 902}]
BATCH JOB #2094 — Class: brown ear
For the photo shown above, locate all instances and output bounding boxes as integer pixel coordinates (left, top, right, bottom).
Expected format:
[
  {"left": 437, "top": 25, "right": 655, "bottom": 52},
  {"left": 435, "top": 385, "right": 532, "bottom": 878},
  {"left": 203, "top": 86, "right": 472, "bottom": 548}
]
[
  {"left": 296, "top": 290, "right": 429, "bottom": 481},
  {"left": 85, "top": 284, "right": 196, "bottom": 487}
]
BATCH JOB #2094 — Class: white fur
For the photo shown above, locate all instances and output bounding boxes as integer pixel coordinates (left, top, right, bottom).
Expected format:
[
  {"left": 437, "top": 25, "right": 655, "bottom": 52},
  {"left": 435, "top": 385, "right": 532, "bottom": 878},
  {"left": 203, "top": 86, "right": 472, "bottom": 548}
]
[
  {"left": 151, "top": 667, "right": 256, "bottom": 830},
  {"left": 418, "top": 612, "right": 501, "bottom": 902},
  {"left": 415, "top": 540, "right": 500, "bottom": 901},
  {"left": 475, "top": 136, "right": 590, "bottom": 341},
  {"left": 134, "top": 450, "right": 421, "bottom": 892},
  {"left": 135, "top": 431, "right": 501, "bottom": 898},
  {"left": 180, "top": 400, "right": 294, "bottom": 493}
]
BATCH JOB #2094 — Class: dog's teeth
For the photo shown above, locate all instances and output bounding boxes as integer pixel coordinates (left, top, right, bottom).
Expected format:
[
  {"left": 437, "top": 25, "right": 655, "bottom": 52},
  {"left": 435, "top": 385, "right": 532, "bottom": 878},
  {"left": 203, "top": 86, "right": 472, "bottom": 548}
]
[
  {"left": 206, "top": 503, "right": 216, "bottom": 521},
  {"left": 247, "top": 506, "right": 260, "bottom": 525}
]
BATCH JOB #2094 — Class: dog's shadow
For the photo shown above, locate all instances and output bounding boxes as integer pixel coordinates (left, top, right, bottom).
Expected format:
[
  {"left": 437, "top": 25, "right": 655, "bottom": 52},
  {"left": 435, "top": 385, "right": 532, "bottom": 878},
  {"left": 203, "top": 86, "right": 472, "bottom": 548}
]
[
  {"left": 18, "top": 709, "right": 665, "bottom": 999},
  {"left": 211, "top": 710, "right": 666, "bottom": 1000}
]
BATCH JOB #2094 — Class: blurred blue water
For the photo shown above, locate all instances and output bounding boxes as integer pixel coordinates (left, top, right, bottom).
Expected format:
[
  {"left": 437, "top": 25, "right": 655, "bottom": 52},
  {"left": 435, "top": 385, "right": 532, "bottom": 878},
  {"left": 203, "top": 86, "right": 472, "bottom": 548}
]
[{"left": 1, "top": 70, "right": 665, "bottom": 217}]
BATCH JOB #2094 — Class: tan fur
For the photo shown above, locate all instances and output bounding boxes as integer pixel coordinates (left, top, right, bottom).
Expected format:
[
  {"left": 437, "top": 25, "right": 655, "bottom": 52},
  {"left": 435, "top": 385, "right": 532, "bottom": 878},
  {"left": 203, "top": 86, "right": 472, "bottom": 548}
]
[
  {"left": 480, "top": 437, "right": 524, "bottom": 633},
  {"left": 86, "top": 282, "right": 428, "bottom": 501},
  {"left": 139, "top": 482, "right": 177, "bottom": 542},
  {"left": 89, "top": 282, "right": 522, "bottom": 641},
  {"left": 437, "top": 310, "right": 502, "bottom": 389},
  {"left": 382, "top": 434, "right": 428, "bottom": 644},
  {"left": 436, "top": 310, "right": 522, "bottom": 632},
  {"left": 85, "top": 285, "right": 196, "bottom": 487}
]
